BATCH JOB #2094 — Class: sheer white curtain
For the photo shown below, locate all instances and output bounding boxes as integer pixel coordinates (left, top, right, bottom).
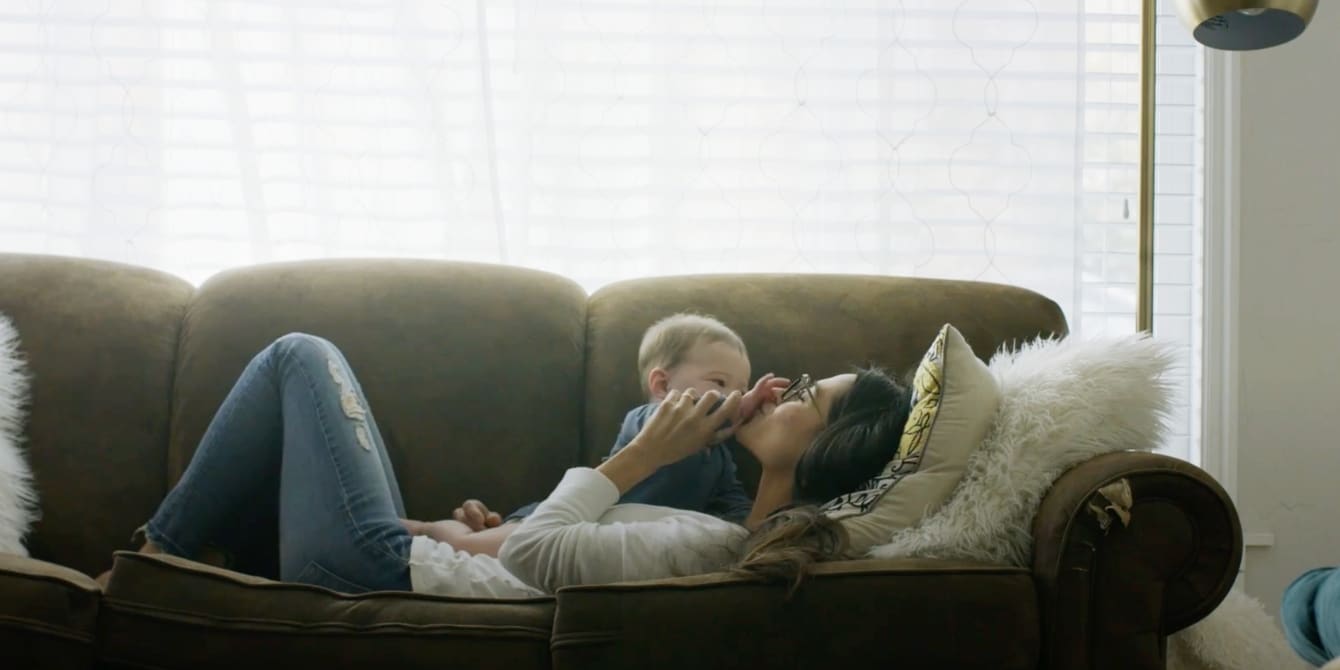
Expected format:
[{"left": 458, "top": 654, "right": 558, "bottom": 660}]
[{"left": 0, "top": 0, "right": 1202, "bottom": 459}]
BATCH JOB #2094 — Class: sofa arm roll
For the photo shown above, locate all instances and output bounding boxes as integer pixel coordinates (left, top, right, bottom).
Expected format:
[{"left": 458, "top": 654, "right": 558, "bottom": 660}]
[{"left": 1032, "top": 451, "right": 1242, "bottom": 670}]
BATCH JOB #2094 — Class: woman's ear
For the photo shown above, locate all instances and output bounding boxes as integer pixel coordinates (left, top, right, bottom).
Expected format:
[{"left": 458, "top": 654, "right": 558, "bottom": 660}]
[{"left": 647, "top": 367, "right": 671, "bottom": 400}]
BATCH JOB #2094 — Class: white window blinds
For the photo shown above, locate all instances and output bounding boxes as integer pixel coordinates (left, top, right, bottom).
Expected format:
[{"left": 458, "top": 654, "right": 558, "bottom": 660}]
[{"left": 0, "top": 0, "right": 1203, "bottom": 460}]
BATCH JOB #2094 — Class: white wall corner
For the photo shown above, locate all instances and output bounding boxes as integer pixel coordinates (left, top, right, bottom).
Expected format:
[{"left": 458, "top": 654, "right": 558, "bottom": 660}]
[
  {"left": 1200, "top": 47, "right": 1240, "bottom": 505},
  {"left": 1201, "top": 47, "right": 1248, "bottom": 583}
]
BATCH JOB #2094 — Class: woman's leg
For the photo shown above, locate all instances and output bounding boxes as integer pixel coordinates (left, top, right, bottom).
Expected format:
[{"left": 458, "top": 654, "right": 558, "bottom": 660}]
[
  {"left": 273, "top": 334, "right": 410, "bottom": 591},
  {"left": 144, "top": 332, "right": 411, "bottom": 592},
  {"left": 225, "top": 339, "right": 408, "bottom": 580},
  {"left": 319, "top": 340, "right": 406, "bottom": 518},
  {"left": 143, "top": 336, "right": 293, "bottom": 560}
]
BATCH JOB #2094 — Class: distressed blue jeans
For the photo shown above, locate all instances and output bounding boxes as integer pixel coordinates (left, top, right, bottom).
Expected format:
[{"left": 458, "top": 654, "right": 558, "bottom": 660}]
[{"left": 143, "top": 333, "right": 413, "bottom": 593}]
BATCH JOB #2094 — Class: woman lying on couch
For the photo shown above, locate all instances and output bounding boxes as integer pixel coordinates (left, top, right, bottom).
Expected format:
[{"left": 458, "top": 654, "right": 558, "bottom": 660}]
[{"left": 99, "top": 332, "right": 911, "bottom": 597}]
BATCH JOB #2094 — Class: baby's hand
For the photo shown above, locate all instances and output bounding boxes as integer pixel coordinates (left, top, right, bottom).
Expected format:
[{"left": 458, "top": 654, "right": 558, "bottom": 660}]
[{"left": 738, "top": 373, "right": 791, "bottom": 423}]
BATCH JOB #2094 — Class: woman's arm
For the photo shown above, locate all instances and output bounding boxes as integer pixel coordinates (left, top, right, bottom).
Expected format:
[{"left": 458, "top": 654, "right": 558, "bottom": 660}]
[
  {"left": 402, "top": 515, "right": 520, "bottom": 557},
  {"left": 498, "top": 389, "right": 746, "bottom": 592},
  {"left": 497, "top": 468, "right": 746, "bottom": 593},
  {"left": 593, "top": 442, "right": 663, "bottom": 494},
  {"left": 596, "top": 388, "right": 741, "bottom": 492}
]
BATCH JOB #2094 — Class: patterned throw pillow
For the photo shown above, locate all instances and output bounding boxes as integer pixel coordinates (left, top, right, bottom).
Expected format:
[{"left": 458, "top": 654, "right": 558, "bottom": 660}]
[{"left": 821, "top": 323, "right": 1001, "bottom": 557}]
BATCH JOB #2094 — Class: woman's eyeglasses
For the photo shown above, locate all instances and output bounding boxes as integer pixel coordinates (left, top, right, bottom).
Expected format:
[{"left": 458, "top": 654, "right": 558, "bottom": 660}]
[{"left": 779, "top": 373, "right": 814, "bottom": 403}]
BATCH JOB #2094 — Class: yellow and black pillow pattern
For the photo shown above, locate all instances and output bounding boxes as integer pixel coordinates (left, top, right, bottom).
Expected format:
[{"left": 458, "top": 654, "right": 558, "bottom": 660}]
[{"left": 821, "top": 323, "right": 1002, "bottom": 557}]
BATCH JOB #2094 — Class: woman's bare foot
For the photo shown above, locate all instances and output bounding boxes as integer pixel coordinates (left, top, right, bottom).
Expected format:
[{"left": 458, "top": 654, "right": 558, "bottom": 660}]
[{"left": 94, "top": 540, "right": 165, "bottom": 588}]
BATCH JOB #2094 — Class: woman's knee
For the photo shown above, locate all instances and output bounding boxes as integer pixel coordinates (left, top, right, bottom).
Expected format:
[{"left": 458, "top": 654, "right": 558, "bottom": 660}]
[
  {"left": 269, "top": 332, "right": 334, "bottom": 359},
  {"left": 264, "top": 332, "right": 345, "bottom": 374}
]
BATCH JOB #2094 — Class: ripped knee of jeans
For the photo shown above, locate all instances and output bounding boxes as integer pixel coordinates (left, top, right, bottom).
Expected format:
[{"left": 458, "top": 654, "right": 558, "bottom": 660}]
[{"left": 325, "top": 355, "right": 374, "bottom": 452}]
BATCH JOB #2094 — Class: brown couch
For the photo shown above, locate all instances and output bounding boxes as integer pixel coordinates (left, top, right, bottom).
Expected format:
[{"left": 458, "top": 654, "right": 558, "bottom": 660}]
[{"left": 0, "top": 253, "right": 1242, "bottom": 670}]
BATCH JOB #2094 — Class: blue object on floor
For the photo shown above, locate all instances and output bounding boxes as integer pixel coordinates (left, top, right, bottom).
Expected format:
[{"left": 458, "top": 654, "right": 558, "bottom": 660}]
[{"left": 1282, "top": 566, "right": 1340, "bottom": 667}]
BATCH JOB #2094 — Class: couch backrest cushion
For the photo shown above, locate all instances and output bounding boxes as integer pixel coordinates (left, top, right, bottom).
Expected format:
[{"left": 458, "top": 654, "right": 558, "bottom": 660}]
[
  {"left": 582, "top": 274, "right": 1068, "bottom": 491},
  {"left": 170, "top": 259, "right": 587, "bottom": 529},
  {"left": 0, "top": 253, "right": 193, "bottom": 574}
]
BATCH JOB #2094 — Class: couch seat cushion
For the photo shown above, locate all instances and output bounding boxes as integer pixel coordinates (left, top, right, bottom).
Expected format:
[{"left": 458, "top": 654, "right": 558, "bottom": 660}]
[
  {"left": 552, "top": 558, "right": 1039, "bottom": 670},
  {"left": 0, "top": 554, "right": 101, "bottom": 670},
  {"left": 100, "top": 552, "right": 555, "bottom": 670}
]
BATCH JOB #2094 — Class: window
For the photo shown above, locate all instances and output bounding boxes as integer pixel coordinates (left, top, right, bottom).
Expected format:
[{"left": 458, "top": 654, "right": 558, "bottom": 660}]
[{"left": 0, "top": 0, "right": 1203, "bottom": 460}]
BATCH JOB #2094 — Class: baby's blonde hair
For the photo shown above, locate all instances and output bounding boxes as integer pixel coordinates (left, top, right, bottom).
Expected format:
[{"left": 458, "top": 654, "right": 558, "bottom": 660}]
[{"left": 637, "top": 313, "right": 747, "bottom": 396}]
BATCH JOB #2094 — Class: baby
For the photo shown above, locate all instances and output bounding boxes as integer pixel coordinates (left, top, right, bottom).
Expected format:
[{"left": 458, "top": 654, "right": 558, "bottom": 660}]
[
  {"left": 412, "top": 312, "right": 786, "bottom": 554},
  {"left": 510, "top": 312, "right": 782, "bottom": 523}
]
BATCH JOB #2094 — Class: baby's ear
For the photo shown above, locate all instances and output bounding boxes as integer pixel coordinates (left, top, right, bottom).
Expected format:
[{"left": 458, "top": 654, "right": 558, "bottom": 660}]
[{"left": 647, "top": 367, "right": 670, "bottom": 400}]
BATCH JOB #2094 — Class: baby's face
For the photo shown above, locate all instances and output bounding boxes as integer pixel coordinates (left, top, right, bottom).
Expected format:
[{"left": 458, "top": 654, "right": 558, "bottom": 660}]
[{"left": 662, "top": 340, "right": 751, "bottom": 399}]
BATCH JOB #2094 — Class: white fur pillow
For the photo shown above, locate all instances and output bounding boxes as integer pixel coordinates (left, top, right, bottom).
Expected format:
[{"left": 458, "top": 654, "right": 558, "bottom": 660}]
[
  {"left": 867, "top": 331, "right": 1305, "bottom": 670},
  {"left": 868, "top": 331, "right": 1177, "bottom": 566},
  {"left": 0, "top": 313, "right": 38, "bottom": 556}
]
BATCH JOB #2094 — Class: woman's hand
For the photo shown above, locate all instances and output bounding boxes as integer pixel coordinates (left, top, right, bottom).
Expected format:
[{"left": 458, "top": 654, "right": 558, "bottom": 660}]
[
  {"left": 451, "top": 499, "right": 503, "bottom": 531},
  {"left": 598, "top": 389, "right": 742, "bottom": 494},
  {"left": 637, "top": 389, "right": 743, "bottom": 467}
]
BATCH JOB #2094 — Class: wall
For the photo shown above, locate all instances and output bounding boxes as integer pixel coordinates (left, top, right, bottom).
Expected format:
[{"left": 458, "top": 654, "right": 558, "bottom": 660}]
[{"left": 1237, "top": 3, "right": 1340, "bottom": 616}]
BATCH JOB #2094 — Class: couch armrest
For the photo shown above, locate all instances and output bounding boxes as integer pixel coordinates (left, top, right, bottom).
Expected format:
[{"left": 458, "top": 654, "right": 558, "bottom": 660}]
[{"left": 1032, "top": 451, "right": 1242, "bottom": 670}]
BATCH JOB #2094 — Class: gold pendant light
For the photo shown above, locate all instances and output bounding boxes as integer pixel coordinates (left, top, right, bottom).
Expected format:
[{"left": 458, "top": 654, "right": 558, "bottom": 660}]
[{"left": 1175, "top": 1, "right": 1318, "bottom": 50}]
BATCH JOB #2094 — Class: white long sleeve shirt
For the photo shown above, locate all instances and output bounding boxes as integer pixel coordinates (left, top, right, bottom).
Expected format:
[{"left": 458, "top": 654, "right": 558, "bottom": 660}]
[{"left": 407, "top": 468, "right": 749, "bottom": 598}]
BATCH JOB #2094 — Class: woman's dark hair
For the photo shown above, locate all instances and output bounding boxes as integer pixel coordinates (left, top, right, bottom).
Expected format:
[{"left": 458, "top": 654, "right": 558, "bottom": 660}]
[
  {"left": 733, "top": 366, "right": 912, "bottom": 595},
  {"left": 794, "top": 366, "right": 912, "bottom": 506}
]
